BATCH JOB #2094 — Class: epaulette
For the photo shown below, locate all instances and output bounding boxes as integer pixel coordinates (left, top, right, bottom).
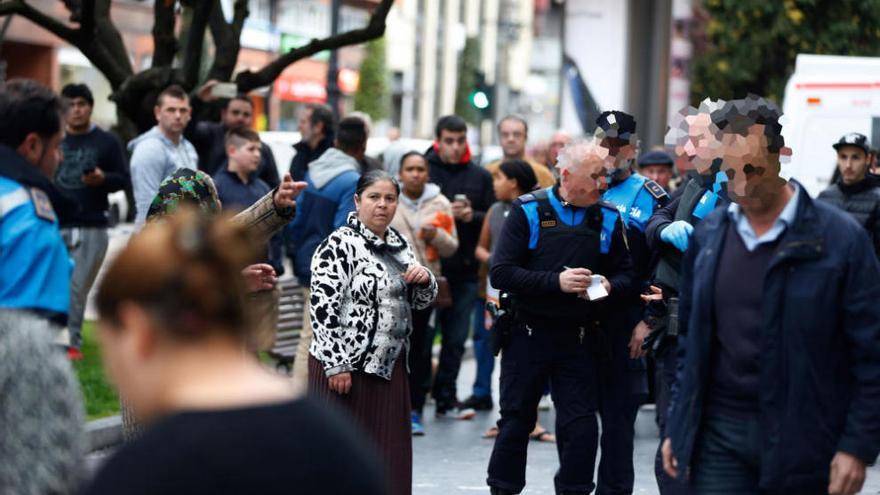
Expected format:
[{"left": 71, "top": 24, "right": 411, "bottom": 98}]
[
  {"left": 644, "top": 180, "right": 668, "bottom": 200},
  {"left": 517, "top": 193, "right": 537, "bottom": 204}
]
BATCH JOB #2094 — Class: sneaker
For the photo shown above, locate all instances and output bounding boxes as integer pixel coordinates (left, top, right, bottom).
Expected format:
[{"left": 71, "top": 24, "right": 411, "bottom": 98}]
[
  {"left": 411, "top": 412, "right": 425, "bottom": 436},
  {"left": 435, "top": 401, "right": 477, "bottom": 420},
  {"left": 461, "top": 394, "right": 494, "bottom": 411},
  {"left": 67, "top": 347, "right": 84, "bottom": 361},
  {"left": 538, "top": 394, "right": 553, "bottom": 411}
]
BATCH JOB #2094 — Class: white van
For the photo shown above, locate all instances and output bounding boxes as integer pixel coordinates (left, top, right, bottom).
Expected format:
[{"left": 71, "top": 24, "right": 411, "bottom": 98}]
[{"left": 782, "top": 54, "right": 880, "bottom": 197}]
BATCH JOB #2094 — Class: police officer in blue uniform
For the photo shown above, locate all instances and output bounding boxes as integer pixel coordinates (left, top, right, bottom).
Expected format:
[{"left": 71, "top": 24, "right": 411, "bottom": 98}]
[
  {"left": 0, "top": 79, "right": 75, "bottom": 328},
  {"left": 487, "top": 140, "right": 635, "bottom": 495},
  {"left": 593, "top": 111, "right": 669, "bottom": 495},
  {"left": 0, "top": 79, "right": 84, "bottom": 494}
]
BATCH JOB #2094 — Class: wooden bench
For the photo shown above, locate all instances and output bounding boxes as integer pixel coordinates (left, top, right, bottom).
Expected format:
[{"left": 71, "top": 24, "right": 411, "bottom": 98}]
[{"left": 268, "top": 276, "right": 306, "bottom": 374}]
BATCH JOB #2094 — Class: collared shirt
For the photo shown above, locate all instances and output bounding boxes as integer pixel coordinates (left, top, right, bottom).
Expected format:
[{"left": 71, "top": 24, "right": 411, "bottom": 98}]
[{"left": 727, "top": 182, "right": 800, "bottom": 252}]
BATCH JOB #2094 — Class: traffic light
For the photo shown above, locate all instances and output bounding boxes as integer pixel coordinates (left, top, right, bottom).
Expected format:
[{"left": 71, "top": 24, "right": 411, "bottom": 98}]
[{"left": 469, "top": 71, "right": 493, "bottom": 116}]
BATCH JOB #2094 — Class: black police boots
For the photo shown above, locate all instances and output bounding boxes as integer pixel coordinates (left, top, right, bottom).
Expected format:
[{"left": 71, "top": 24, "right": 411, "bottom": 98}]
[{"left": 489, "top": 488, "right": 517, "bottom": 495}]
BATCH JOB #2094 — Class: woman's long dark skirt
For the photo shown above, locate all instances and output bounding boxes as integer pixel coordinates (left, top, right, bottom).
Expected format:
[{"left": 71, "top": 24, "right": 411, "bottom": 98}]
[{"left": 309, "top": 355, "right": 412, "bottom": 495}]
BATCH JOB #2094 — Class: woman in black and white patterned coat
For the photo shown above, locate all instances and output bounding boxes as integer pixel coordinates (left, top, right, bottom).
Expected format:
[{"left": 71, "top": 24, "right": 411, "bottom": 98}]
[{"left": 309, "top": 171, "right": 437, "bottom": 495}]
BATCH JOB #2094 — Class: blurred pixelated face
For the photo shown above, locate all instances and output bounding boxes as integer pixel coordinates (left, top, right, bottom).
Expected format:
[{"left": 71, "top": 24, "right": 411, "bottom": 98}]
[
  {"left": 222, "top": 99, "right": 254, "bottom": 129},
  {"left": 720, "top": 124, "right": 784, "bottom": 208},
  {"left": 600, "top": 136, "right": 637, "bottom": 169},
  {"left": 356, "top": 180, "right": 399, "bottom": 234},
  {"left": 65, "top": 97, "right": 93, "bottom": 130},
  {"left": 675, "top": 113, "right": 721, "bottom": 175},
  {"left": 836, "top": 146, "right": 870, "bottom": 186},
  {"left": 154, "top": 96, "right": 191, "bottom": 136},
  {"left": 499, "top": 119, "right": 527, "bottom": 159},
  {"left": 640, "top": 164, "right": 673, "bottom": 190},
  {"left": 228, "top": 140, "right": 262, "bottom": 174},
  {"left": 399, "top": 155, "right": 429, "bottom": 196},
  {"left": 559, "top": 152, "right": 612, "bottom": 207},
  {"left": 437, "top": 129, "right": 467, "bottom": 164}
]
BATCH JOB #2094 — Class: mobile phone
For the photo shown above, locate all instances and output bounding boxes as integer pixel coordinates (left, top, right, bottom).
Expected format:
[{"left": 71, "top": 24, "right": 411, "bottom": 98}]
[
  {"left": 211, "top": 82, "right": 239, "bottom": 99},
  {"left": 82, "top": 165, "right": 96, "bottom": 174},
  {"left": 454, "top": 194, "right": 468, "bottom": 203}
]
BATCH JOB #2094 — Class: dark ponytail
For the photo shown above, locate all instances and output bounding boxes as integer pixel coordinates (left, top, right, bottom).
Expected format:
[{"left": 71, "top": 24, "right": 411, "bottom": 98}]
[{"left": 499, "top": 159, "right": 539, "bottom": 195}]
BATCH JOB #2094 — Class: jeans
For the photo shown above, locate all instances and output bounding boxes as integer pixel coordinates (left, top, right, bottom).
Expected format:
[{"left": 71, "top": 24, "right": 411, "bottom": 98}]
[
  {"left": 692, "top": 414, "right": 828, "bottom": 495},
  {"left": 408, "top": 307, "right": 434, "bottom": 415},
  {"left": 433, "top": 280, "right": 478, "bottom": 405},
  {"left": 487, "top": 322, "right": 599, "bottom": 494},
  {"left": 61, "top": 227, "right": 109, "bottom": 350},
  {"left": 471, "top": 297, "right": 494, "bottom": 399}
]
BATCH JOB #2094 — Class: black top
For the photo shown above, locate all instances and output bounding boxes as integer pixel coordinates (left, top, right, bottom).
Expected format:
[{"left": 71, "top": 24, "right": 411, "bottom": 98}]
[
  {"left": 55, "top": 126, "right": 129, "bottom": 227},
  {"left": 289, "top": 134, "right": 334, "bottom": 183},
  {"left": 818, "top": 178, "right": 880, "bottom": 258},
  {"left": 424, "top": 147, "right": 496, "bottom": 282},
  {"left": 80, "top": 398, "right": 385, "bottom": 495},
  {"left": 708, "top": 223, "right": 779, "bottom": 416}
]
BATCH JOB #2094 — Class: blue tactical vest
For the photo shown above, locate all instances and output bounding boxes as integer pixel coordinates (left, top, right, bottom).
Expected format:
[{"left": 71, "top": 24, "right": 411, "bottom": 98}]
[
  {"left": 0, "top": 175, "right": 72, "bottom": 320},
  {"left": 512, "top": 187, "right": 623, "bottom": 324}
]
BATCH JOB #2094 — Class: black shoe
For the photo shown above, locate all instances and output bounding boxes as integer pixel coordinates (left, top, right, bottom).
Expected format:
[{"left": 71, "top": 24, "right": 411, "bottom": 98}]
[
  {"left": 490, "top": 487, "right": 518, "bottom": 495},
  {"left": 461, "top": 394, "right": 494, "bottom": 411},
  {"left": 435, "top": 400, "right": 477, "bottom": 420}
]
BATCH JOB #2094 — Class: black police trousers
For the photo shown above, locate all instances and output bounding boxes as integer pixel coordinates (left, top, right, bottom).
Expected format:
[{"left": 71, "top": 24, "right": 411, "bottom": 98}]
[
  {"left": 595, "top": 308, "right": 649, "bottom": 495},
  {"left": 653, "top": 344, "right": 688, "bottom": 495},
  {"left": 487, "top": 320, "right": 599, "bottom": 494}
]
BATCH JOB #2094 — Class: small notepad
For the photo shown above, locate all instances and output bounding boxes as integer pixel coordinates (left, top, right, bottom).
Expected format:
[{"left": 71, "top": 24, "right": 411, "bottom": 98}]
[{"left": 587, "top": 275, "right": 609, "bottom": 301}]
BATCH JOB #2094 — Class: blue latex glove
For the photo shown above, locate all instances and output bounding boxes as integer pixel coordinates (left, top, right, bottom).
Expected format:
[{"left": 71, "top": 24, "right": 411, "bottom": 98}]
[{"left": 660, "top": 220, "right": 694, "bottom": 252}]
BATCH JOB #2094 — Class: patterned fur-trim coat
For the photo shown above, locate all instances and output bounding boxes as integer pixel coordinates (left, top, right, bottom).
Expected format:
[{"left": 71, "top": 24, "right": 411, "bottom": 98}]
[{"left": 309, "top": 213, "right": 438, "bottom": 380}]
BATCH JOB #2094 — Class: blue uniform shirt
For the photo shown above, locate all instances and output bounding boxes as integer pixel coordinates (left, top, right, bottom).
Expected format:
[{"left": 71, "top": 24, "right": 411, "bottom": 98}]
[
  {"left": 0, "top": 175, "right": 72, "bottom": 318},
  {"left": 602, "top": 172, "right": 665, "bottom": 233}
]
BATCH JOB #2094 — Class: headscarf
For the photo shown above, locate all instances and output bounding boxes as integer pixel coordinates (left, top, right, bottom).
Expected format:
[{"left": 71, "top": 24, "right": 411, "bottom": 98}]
[{"left": 146, "top": 168, "right": 221, "bottom": 222}]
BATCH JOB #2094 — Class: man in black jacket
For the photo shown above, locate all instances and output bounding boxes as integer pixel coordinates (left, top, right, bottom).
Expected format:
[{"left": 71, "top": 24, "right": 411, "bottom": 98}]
[
  {"left": 424, "top": 115, "right": 495, "bottom": 418},
  {"left": 818, "top": 132, "right": 880, "bottom": 258},
  {"left": 289, "top": 104, "right": 335, "bottom": 182},
  {"left": 56, "top": 83, "right": 130, "bottom": 356},
  {"left": 188, "top": 82, "right": 279, "bottom": 187}
]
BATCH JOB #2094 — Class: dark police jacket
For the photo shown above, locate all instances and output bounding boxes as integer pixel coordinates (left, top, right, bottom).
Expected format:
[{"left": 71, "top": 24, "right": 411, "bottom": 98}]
[
  {"left": 667, "top": 181, "right": 880, "bottom": 490},
  {"left": 489, "top": 186, "right": 634, "bottom": 326},
  {"left": 818, "top": 178, "right": 880, "bottom": 258}
]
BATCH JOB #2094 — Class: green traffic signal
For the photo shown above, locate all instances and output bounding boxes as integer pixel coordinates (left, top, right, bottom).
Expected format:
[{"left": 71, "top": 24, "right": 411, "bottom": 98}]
[{"left": 470, "top": 90, "right": 490, "bottom": 110}]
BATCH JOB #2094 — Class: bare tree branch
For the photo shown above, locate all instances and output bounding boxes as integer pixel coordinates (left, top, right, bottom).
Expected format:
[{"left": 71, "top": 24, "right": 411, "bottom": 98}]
[
  {"left": 0, "top": 0, "right": 79, "bottom": 40},
  {"left": 179, "top": 0, "right": 213, "bottom": 88},
  {"left": 235, "top": 0, "right": 393, "bottom": 92},
  {"left": 207, "top": 0, "right": 247, "bottom": 81},
  {"left": 152, "top": 0, "right": 177, "bottom": 68}
]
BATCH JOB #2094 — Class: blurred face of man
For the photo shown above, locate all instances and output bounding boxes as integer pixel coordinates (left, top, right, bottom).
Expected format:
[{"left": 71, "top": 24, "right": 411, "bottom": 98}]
[
  {"left": 65, "top": 97, "right": 93, "bottom": 132},
  {"left": 499, "top": 119, "right": 527, "bottom": 159},
  {"left": 676, "top": 112, "right": 720, "bottom": 175},
  {"left": 600, "top": 136, "right": 638, "bottom": 170},
  {"left": 548, "top": 131, "right": 571, "bottom": 166},
  {"left": 222, "top": 99, "right": 254, "bottom": 129},
  {"left": 836, "top": 146, "right": 870, "bottom": 186},
  {"left": 18, "top": 131, "right": 64, "bottom": 177},
  {"left": 641, "top": 164, "right": 673, "bottom": 190},
  {"left": 720, "top": 124, "right": 786, "bottom": 209},
  {"left": 437, "top": 129, "right": 467, "bottom": 164},
  {"left": 154, "top": 95, "right": 191, "bottom": 138},
  {"left": 298, "top": 108, "right": 320, "bottom": 144},
  {"left": 559, "top": 149, "right": 611, "bottom": 207}
]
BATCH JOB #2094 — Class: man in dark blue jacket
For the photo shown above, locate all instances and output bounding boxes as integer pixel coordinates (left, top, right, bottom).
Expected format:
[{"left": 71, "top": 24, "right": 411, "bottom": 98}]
[{"left": 662, "top": 96, "right": 880, "bottom": 495}]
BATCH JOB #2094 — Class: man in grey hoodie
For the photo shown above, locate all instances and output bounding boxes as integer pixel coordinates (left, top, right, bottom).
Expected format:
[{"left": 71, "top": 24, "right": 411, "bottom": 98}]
[
  {"left": 288, "top": 116, "right": 365, "bottom": 393},
  {"left": 128, "top": 85, "right": 199, "bottom": 225}
]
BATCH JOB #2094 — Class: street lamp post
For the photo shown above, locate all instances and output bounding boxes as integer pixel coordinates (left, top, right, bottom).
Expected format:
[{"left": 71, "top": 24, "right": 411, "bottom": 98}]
[{"left": 327, "top": 0, "right": 342, "bottom": 120}]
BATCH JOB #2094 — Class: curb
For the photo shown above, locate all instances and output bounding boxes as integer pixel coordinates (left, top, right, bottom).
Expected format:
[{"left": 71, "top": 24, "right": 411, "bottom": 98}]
[{"left": 86, "top": 415, "right": 122, "bottom": 452}]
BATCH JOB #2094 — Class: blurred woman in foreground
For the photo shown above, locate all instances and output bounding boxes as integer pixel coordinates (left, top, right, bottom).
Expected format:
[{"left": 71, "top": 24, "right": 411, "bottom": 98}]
[{"left": 81, "top": 210, "right": 383, "bottom": 495}]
